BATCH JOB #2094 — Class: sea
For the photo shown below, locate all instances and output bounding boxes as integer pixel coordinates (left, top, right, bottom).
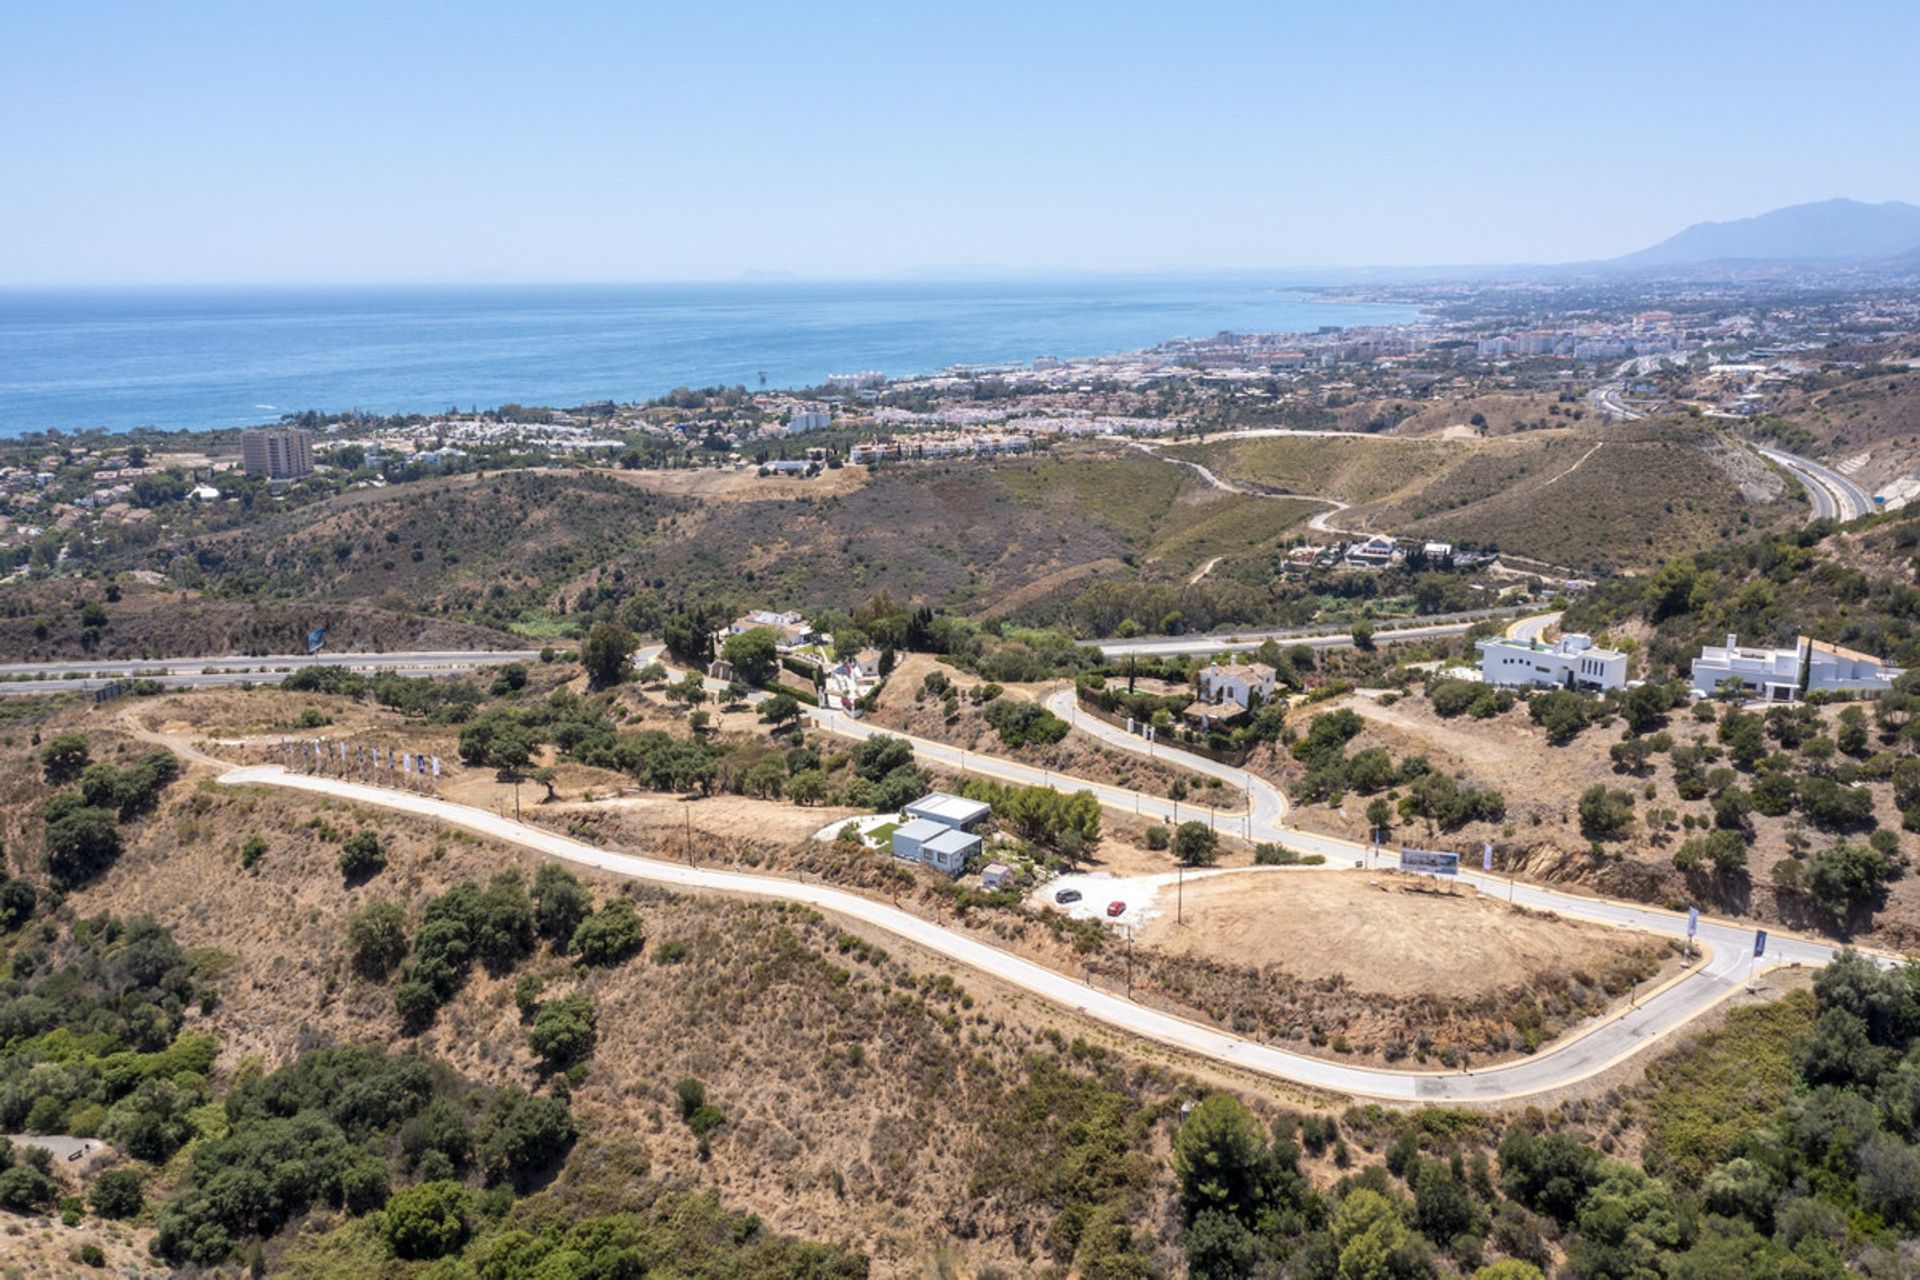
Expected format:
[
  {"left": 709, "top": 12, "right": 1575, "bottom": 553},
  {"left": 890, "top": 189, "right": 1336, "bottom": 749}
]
[{"left": 0, "top": 279, "right": 1422, "bottom": 436}]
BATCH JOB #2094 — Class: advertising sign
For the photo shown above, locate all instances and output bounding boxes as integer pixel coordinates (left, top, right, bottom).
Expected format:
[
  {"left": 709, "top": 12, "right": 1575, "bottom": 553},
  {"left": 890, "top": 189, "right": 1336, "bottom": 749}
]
[{"left": 1400, "top": 848, "right": 1460, "bottom": 876}]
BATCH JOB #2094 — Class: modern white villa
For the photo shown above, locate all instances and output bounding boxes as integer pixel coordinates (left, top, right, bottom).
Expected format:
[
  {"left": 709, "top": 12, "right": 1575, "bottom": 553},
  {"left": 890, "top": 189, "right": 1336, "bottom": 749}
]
[
  {"left": 1690, "top": 634, "right": 1905, "bottom": 701},
  {"left": 1476, "top": 633, "right": 1629, "bottom": 693},
  {"left": 889, "top": 791, "right": 989, "bottom": 876}
]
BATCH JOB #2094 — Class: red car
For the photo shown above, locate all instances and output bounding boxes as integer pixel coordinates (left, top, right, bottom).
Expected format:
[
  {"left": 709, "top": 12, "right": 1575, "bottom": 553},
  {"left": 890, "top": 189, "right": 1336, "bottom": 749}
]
[{"left": 1106, "top": 900, "right": 1127, "bottom": 918}]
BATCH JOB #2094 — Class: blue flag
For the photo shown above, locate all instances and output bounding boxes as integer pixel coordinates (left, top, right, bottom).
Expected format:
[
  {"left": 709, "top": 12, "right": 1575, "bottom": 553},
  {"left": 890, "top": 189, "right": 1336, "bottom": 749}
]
[
  {"left": 1753, "top": 929, "right": 1768, "bottom": 957},
  {"left": 306, "top": 626, "right": 327, "bottom": 654}
]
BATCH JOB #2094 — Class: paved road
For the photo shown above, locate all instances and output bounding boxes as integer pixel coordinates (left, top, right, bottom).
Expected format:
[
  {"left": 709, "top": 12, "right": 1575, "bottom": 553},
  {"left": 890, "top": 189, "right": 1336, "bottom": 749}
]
[
  {"left": 0, "top": 649, "right": 542, "bottom": 698},
  {"left": 1754, "top": 445, "right": 1874, "bottom": 522},
  {"left": 214, "top": 759, "right": 1865, "bottom": 1102},
  {"left": 1095, "top": 612, "right": 1522, "bottom": 660}
]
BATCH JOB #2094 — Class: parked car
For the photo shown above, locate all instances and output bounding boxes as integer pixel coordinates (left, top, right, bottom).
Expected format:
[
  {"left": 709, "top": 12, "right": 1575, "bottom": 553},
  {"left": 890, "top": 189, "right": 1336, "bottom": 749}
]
[
  {"left": 1106, "top": 900, "right": 1127, "bottom": 918},
  {"left": 1054, "top": 888, "right": 1082, "bottom": 905}
]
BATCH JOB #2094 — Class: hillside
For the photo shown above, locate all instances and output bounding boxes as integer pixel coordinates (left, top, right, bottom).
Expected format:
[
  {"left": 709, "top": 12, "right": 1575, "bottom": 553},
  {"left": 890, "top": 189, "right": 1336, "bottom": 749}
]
[
  {"left": 1611, "top": 197, "right": 1920, "bottom": 266},
  {"left": 1174, "top": 422, "right": 1801, "bottom": 572}
]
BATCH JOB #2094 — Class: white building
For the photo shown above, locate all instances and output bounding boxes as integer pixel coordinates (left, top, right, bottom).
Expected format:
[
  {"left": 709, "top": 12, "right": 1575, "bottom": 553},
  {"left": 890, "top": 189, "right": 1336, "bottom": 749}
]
[
  {"left": 1344, "top": 534, "right": 1400, "bottom": 568},
  {"left": 787, "top": 405, "right": 831, "bottom": 433},
  {"left": 1477, "top": 633, "right": 1628, "bottom": 693},
  {"left": 241, "top": 426, "right": 314, "bottom": 480},
  {"left": 889, "top": 791, "right": 991, "bottom": 877},
  {"left": 1196, "top": 661, "right": 1278, "bottom": 710},
  {"left": 1691, "top": 634, "right": 1904, "bottom": 701}
]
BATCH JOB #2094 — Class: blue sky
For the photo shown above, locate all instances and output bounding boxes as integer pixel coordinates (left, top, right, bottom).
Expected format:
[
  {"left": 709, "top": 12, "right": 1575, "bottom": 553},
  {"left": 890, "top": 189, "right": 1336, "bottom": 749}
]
[{"left": 4, "top": 0, "right": 1916, "bottom": 285}]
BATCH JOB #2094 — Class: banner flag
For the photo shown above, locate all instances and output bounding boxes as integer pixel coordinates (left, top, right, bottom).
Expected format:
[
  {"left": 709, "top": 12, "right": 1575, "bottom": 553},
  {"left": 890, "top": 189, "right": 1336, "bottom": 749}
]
[
  {"left": 1482, "top": 842, "right": 1493, "bottom": 871},
  {"left": 1754, "top": 929, "right": 1768, "bottom": 957},
  {"left": 1687, "top": 907, "right": 1699, "bottom": 938}
]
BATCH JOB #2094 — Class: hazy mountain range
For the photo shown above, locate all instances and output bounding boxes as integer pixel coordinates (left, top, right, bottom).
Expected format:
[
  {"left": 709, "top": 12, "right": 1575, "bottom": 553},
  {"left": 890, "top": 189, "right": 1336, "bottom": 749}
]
[{"left": 1610, "top": 198, "right": 1920, "bottom": 267}]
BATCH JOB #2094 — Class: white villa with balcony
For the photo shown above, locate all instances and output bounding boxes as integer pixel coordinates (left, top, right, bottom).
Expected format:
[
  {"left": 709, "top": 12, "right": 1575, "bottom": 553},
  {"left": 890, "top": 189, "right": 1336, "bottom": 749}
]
[
  {"left": 1690, "top": 634, "right": 1905, "bottom": 701},
  {"left": 1477, "top": 633, "right": 1628, "bottom": 693}
]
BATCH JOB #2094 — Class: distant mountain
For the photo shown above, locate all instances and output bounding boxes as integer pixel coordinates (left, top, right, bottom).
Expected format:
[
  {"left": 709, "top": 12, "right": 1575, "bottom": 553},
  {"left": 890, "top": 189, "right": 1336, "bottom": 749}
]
[{"left": 1611, "top": 198, "right": 1920, "bottom": 267}]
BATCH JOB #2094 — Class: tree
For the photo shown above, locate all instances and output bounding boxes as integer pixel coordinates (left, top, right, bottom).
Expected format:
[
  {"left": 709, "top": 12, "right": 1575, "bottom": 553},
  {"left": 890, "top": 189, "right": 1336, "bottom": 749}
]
[
  {"left": 531, "top": 864, "right": 590, "bottom": 949},
  {"left": 339, "top": 830, "right": 387, "bottom": 880},
  {"left": 1332, "top": 1188, "right": 1418, "bottom": 1280},
  {"left": 571, "top": 899, "right": 644, "bottom": 965},
  {"left": 1173, "top": 1094, "right": 1270, "bottom": 1223},
  {"left": 759, "top": 692, "right": 802, "bottom": 728},
  {"left": 1173, "top": 821, "right": 1219, "bottom": 867},
  {"left": 1529, "top": 691, "right": 1593, "bottom": 743},
  {"left": 1471, "top": 1264, "right": 1545, "bottom": 1280},
  {"left": 532, "top": 766, "right": 558, "bottom": 803},
  {"left": 347, "top": 901, "right": 409, "bottom": 980},
  {"left": 722, "top": 627, "right": 779, "bottom": 686},
  {"left": 1413, "top": 1159, "right": 1475, "bottom": 1242},
  {"left": 383, "top": 1180, "right": 473, "bottom": 1260},
  {"left": 580, "top": 621, "right": 636, "bottom": 690},
  {"left": 39, "top": 732, "right": 91, "bottom": 784},
  {"left": 473, "top": 1087, "right": 575, "bottom": 1188},
  {"left": 528, "top": 993, "right": 596, "bottom": 1068},
  {"left": 788, "top": 769, "right": 828, "bottom": 805},
  {"left": 1577, "top": 785, "right": 1635, "bottom": 839},
  {"left": 1622, "top": 683, "right": 1673, "bottom": 735},
  {"left": 1803, "top": 840, "right": 1890, "bottom": 915},
  {"left": 852, "top": 734, "right": 915, "bottom": 782},
  {"left": 90, "top": 1168, "right": 144, "bottom": 1219},
  {"left": 1349, "top": 619, "right": 1376, "bottom": 651},
  {"left": 43, "top": 793, "right": 121, "bottom": 889}
]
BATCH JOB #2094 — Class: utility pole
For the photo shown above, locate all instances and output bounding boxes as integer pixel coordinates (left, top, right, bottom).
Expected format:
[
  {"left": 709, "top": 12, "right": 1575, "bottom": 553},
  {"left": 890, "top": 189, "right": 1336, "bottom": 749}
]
[
  {"left": 686, "top": 805, "right": 694, "bottom": 866},
  {"left": 1177, "top": 862, "right": 1184, "bottom": 925}
]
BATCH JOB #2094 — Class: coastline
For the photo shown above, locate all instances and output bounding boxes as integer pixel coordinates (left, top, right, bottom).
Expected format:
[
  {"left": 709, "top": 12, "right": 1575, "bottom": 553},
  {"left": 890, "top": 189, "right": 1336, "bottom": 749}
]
[{"left": 0, "top": 279, "right": 1422, "bottom": 437}]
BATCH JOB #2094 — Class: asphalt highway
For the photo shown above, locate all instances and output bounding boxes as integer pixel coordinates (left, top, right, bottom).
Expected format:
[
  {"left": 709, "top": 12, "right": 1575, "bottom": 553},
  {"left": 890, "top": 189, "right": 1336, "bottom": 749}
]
[{"left": 1754, "top": 445, "right": 1874, "bottom": 522}]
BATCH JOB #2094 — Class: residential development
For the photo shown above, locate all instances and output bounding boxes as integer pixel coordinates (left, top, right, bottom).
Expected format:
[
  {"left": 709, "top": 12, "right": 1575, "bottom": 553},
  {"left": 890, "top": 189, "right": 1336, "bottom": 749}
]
[
  {"left": 1477, "top": 633, "right": 1629, "bottom": 693},
  {"left": 1690, "top": 634, "right": 1906, "bottom": 701}
]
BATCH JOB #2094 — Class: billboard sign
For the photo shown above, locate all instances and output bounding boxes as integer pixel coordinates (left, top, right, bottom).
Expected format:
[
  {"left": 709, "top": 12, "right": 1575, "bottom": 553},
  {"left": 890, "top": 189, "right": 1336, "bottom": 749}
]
[{"left": 1400, "top": 848, "right": 1460, "bottom": 876}]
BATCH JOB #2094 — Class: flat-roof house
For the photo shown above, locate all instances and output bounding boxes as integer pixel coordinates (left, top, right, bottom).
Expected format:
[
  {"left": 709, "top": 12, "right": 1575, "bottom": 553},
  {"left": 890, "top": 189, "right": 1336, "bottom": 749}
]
[
  {"left": 904, "top": 791, "right": 990, "bottom": 831},
  {"left": 1345, "top": 534, "right": 1399, "bottom": 568},
  {"left": 1477, "top": 633, "right": 1628, "bottom": 693},
  {"left": 1691, "top": 634, "right": 1905, "bottom": 701},
  {"left": 1197, "top": 661, "right": 1277, "bottom": 711},
  {"left": 890, "top": 818, "right": 981, "bottom": 876}
]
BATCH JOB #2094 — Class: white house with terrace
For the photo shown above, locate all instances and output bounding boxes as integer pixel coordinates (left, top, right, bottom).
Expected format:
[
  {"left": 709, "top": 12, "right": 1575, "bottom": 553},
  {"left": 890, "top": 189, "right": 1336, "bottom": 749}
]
[
  {"left": 1690, "top": 634, "right": 1905, "bottom": 701},
  {"left": 1196, "top": 661, "right": 1278, "bottom": 710},
  {"left": 1477, "top": 633, "right": 1628, "bottom": 693}
]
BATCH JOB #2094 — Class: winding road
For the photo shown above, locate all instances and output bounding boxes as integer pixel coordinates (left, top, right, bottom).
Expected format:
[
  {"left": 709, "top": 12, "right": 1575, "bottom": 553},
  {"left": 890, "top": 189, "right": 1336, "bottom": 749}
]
[
  {"left": 1754, "top": 445, "right": 1874, "bottom": 523},
  {"left": 205, "top": 633, "right": 1893, "bottom": 1103}
]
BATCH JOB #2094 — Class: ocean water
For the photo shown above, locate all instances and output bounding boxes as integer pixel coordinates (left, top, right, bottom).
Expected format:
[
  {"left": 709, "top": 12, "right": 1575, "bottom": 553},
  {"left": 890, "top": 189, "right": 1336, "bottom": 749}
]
[{"left": 0, "top": 280, "right": 1420, "bottom": 435}]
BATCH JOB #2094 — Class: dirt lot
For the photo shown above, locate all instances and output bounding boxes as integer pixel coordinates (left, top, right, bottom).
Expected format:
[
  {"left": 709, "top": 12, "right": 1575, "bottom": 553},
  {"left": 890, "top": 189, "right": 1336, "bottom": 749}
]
[{"left": 1137, "top": 870, "right": 1655, "bottom": 1001}]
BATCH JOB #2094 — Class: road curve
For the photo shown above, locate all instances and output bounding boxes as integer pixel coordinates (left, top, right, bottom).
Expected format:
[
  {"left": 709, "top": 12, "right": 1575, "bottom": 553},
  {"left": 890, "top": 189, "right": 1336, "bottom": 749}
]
[
  {"left": 1754, "top": 445, "right": 1873, "bottom": 523},
  {"left": 219, "top": 762, "right": 1814, "bottom": 1103}
]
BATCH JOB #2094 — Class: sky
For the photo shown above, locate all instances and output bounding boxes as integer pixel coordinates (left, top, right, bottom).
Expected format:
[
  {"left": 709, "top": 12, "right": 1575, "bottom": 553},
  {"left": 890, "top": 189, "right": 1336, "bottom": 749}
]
[{"left": 4, "top": 0, "right": 1918, "bottom": 286}]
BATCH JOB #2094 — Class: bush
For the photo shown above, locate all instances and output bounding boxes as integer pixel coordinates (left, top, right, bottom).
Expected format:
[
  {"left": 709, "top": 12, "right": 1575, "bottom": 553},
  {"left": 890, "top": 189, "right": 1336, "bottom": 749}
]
[
  {"left": 571, "top": 899, "right": 644, "bottom": 966},
  {"left": 1145, "top": 825, "right": 1170, "bottom": 851},
  {"left": 1577, "top": 785, "right": 1636, "bottom": 839},
  {"left": 239, "top": 834, "right": 268, "bottom": 870},
  {"left": 347, "top": 901, "right": 410, "bottom": 980},
  {"left": 339, "top": 830, "right": 387, "bottom": 880},
  {"left": 1173, "top": 821, "right": 1218, "bottom": 867},
  {"left": 983, "top": 698, "right": 1070, "bottom": 748},
  {"left": 90, "top": 1168, "right": 144, "bottom": 1219},
  {"left": 383, "top": 1180, "right": 473, "bottom": 1260},
  {"left": 527, "top": 994, "right": 596, "bottom": 1068},
  {"left": 1254, "top": 842, "right": 1299, "bottom": 865},
  {"left": 43, "top": 793, "right": 121, "bottom": 889},
  {"left": 39, "top": 732, "right": 91, "bottom": 784}
]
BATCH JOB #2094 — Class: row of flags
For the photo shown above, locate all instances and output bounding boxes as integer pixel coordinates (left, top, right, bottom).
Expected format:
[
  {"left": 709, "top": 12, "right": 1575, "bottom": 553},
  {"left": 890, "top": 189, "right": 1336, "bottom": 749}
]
[{"left": 275, "top": 738, "right": 441, "bottom": 777}]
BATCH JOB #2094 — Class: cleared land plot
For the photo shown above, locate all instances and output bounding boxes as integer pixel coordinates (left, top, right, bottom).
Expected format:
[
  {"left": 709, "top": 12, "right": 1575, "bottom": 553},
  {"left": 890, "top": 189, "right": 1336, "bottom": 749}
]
[{"left": 1137, "top": 870, "right": 1653, "bottom": 1000}]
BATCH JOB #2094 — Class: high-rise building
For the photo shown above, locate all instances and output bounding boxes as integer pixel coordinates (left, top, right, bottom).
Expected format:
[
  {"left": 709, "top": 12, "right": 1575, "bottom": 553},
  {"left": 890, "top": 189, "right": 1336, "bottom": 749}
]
[{"left": 241, "top": 426, "right": 314, "bottom": 480}]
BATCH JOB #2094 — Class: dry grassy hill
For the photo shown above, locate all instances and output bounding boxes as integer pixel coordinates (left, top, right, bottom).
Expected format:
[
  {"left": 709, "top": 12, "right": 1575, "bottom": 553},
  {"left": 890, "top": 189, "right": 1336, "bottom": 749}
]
[{"left": 1176, "top": 422, "right": 1801, "bottom": 572}]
